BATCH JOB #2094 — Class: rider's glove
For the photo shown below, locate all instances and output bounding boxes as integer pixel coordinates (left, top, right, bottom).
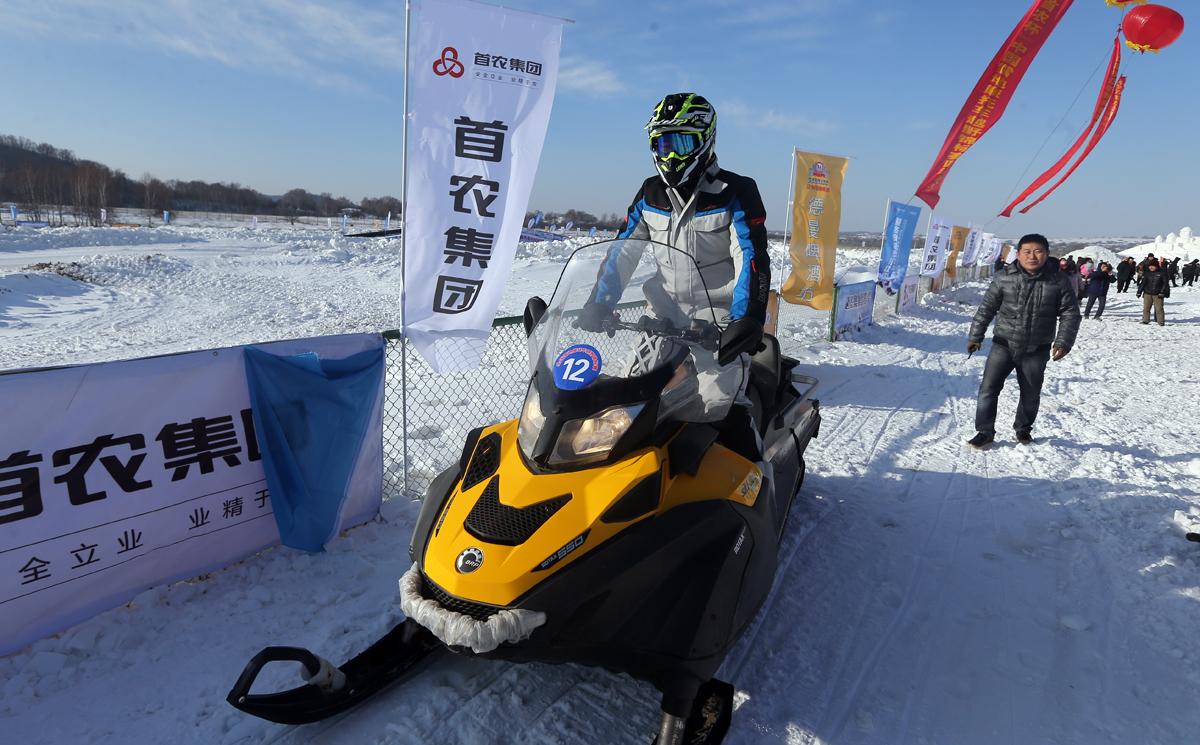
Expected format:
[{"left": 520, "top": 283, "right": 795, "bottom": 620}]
[
  {"left": 575, "top": 301, "right": 613, "bottom": 332},
  {"left": 718, "top": 317, "right": 764, "bottom": 366}
]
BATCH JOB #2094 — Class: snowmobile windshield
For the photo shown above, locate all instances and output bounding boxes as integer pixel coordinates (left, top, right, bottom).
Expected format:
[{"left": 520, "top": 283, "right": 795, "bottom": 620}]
[{"left": 519, "top": 239, "right": 746, "bottom": 467}]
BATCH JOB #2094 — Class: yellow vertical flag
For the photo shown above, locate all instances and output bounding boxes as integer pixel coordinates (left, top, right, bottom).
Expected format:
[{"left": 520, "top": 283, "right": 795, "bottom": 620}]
[
  {"left": 782, "top": 150, "right": 849, "bottom": 310},
  {"left": 944, "top": 225, "right": 968, "bottom": 282}
]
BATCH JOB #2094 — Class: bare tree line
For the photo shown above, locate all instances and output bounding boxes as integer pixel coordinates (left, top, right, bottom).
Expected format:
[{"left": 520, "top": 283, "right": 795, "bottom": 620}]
[{"left": 0, "top": 134, "right": 402, "bottom": 225}]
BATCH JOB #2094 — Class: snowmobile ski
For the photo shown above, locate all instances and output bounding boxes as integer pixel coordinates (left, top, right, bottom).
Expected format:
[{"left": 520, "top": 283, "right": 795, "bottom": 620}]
[
  {"left": 226, "top": 618, "right": 443, "bottom": 725},
  {"left": 652, "top": 678, "right": 734, "bottom": 745}
]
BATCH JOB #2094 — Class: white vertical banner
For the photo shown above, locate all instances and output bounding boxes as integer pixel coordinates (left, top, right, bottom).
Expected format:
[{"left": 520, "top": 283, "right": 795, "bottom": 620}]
[
  {"left": 403, "top": 0, "right": 565, "bottom": 372},
  {"left": 960, "top": 224, "right": 982, "bottom": 266},
  {"left": 920, "top": 215, "right": 951, "bottom": 277},
  {"left": 99, "top": 208, "right": 107, "bottom": 224},
  {"left": 978, "top": 232, "right": 998, "bottom": 265}
]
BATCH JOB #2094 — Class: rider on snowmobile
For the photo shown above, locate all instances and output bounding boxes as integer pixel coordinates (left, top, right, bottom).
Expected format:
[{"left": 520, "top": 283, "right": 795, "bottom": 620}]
[{"left": 577, "top": 93, "right": 772, "bottom": 437}]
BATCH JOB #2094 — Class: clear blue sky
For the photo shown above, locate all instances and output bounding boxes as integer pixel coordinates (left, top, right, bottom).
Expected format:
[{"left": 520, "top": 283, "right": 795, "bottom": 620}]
[{"left": 1, "top": 0, "right": 1194, "bottom": 237}]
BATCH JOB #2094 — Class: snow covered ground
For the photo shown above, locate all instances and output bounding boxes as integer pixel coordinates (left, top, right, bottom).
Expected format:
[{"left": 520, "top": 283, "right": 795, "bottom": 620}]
[{"left": 3, "top": 226, "right": 1200, "bottom": 744}]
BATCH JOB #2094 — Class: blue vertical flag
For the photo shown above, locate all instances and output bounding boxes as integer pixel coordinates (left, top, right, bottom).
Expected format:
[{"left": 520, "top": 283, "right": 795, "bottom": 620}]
[
  {"left": 564, "top": 220, "right": 573, "bottom": 232},
  {"left": 163, "top": 210, "right": 170, "bottom": 224},
  {"left": 385, "top": 211, "right": 391, "bottom": 231},
  {"left": 876, "top": 200, "right": 922, "bottom": 295},
  {"left": 588, "top": 226, "right": 597, "bottom": 238},
  {"left": 9, "top": 206, "right": 17, "bottom": 221},
  {"left": 341, "top": 214, "right": 348, "bottom": 231},
  {"left": 533, "top": 211, "right": 544, "bottom": 227},
  {"left": 526, "top": 216, "right": 536, "bottom": 228}
]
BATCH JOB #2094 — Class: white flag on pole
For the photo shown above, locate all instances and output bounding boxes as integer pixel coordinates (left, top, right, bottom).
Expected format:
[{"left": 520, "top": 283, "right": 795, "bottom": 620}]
[
  {"left": 979, "top": 232, "right": 997, "bottom": 265},
  {"left": 960, "top": 225, "right": 982, "bottom": 266},
  {"left": 920, "top": 215, "right": 951, "bottom": 278},
  {"left": 403, "top": 0, "right": 565, "bottom": 372}
]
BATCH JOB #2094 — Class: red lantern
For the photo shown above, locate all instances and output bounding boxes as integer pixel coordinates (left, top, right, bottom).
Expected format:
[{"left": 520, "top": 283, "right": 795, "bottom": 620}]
[{"left": 1122, "top": 4, "right": 1185, "bottom": 52}]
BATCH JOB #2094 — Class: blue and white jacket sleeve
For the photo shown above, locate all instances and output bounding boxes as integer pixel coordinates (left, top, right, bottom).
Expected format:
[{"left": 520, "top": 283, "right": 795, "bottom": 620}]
[
  {"left": 590, "top": 184, "right": 651, "bottom": 308},
  {"left": 728, "top": 177, "right": 771, "bottom": 323}
]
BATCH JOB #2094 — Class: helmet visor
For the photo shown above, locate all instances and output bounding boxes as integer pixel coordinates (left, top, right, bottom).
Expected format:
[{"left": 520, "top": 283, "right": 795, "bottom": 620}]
[{"left": 651, "top": 132, "right": 701, "bottom": 158}]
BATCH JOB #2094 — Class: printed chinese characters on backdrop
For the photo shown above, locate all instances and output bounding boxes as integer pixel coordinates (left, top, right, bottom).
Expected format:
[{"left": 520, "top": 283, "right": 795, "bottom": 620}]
[
  {"left": 0, "top": 333, "right": 383, "bottom": 654},
  {"left": 831, "top": 281, "right": 877, "bottom": 340},
  {"left": 403, "top": 0, "right": 566, "bottom": 372}
]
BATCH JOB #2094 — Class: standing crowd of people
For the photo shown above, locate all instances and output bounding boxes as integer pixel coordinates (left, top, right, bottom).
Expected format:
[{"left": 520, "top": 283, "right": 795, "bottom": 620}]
[{"left": 1052, "top": 252, "right": 1195, "bottom": 326}]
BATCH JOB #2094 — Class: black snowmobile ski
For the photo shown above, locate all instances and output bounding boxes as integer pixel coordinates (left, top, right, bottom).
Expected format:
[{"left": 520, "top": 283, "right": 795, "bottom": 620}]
[
  {"left": 226, "top": 618, "right": 443, "bottom": 725},
  {"left": 652, "top": 678, "right": 734, "bottom": 745},
  {"left": 1187, "top": 533, "right": 1200, "bottom": 542}
]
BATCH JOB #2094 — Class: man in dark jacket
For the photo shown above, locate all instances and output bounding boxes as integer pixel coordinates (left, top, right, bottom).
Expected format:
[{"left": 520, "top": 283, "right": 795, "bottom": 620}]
[
  {"left": 1115, "top": 257, "right": 1135, "bottom": 293},
  {"left": 1140, "top": 258, "right": 1170, "bottom": 325},
  {"left": 1182, "top": 259, "right": 1199, "bottom": 287},
  {"left": 965, "top": 233, "right": 1081, "bottom": 447},
  {"left": 1084, "top": 261, "right": 1114, "bottom": 318}
]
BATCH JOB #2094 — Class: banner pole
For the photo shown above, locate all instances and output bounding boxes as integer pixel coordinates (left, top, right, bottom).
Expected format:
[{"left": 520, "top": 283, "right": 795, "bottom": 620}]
[
  {"left": 828, "top": 284, "right": 838, "bottom": 342},
  {"left": 399, "top": 0, "right": 413, "bottom": 499},
  {"left": 780, "top": 149, "right": 797, "bottom": 293},
  {"left": 877, "top": 198, "right": 889, "bottom": 285}
]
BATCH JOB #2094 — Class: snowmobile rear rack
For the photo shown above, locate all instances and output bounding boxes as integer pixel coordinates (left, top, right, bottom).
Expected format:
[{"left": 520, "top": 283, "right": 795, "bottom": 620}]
[{"left": 226, "top": 619, "right": 443, "bottom": 725}]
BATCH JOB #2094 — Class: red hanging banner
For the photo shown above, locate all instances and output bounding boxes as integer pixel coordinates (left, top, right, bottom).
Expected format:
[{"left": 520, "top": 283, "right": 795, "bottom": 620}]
[
  {"left": 1018, "top": 75, "right": 1126, "bottom": 214},
  {"left": 915, "top": 0, "right": 1075, "bottom": 209},
  {"left": 1000, "top": 35, "right": 1122, "bottom": 217}
]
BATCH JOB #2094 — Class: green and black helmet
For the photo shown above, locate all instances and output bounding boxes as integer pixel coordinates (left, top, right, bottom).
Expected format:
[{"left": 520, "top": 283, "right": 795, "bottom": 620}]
[{"left": 646, "top": 93, "right": 716, "bottom": 189}]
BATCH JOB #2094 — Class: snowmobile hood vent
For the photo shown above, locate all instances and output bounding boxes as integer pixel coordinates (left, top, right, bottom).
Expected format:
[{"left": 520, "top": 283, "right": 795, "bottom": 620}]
[
  {"left": 421, "top": 572, "right": 501, "bottom": 621},
  {"left": 462, "top": 433, "right": 501, "bottom": 491},
  {"left": 464, "top": 476, "right": 570, "bottom": 546}
]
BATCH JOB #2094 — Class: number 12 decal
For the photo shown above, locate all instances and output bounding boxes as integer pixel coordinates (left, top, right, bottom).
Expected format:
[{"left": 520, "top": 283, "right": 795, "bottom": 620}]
[{"left": 553, "top": 344, "right": 603, "bottom": 390}]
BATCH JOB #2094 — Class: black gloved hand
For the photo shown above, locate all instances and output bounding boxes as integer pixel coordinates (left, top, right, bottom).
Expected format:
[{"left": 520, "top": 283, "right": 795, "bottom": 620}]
[
  {"left": 575, "top": 301, "right": 614, "bottom": 332},
  {"left": 718, "top": 317, "right": 764, "bottom": 366}
]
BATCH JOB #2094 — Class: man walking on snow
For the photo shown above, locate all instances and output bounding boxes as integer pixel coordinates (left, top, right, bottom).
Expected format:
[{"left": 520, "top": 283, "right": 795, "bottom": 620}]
[{"left": 965, "top": 233, "right": 1081, "bottom": 448}]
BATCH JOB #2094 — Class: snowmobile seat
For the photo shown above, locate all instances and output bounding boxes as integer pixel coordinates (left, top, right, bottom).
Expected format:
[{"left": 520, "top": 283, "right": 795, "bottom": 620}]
[{"left": 748, "top": 335, "right": 782, "bottom": 431}]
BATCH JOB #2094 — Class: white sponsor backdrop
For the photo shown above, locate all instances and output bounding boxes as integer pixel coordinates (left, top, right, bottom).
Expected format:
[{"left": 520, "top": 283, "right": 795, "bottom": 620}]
[
  {"left": 403, "top": 0, "right": 565, "bottom": 372},
  {"left": 897, "top": 274, "right": 920, "bottom": 314},
  {"left": 0, "top": 333, "right": 383, "bottom": 654},
  {"left": 832, "top": 281, "right": 877, "bottom": 340}
]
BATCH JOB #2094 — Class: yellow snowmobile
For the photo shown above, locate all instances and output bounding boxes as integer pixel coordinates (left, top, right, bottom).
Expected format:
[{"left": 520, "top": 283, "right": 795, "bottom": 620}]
[{"left": 228, "top": 239, "right": 821, "bottom": 744}]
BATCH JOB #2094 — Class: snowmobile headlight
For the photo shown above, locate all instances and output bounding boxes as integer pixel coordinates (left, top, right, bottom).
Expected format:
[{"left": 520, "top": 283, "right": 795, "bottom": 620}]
[
  {"left": 517, "top": 385, "right": 545, "bottom": 459},
  {"left": 550, "top": 404, "right": 645, "bottom": 466}
]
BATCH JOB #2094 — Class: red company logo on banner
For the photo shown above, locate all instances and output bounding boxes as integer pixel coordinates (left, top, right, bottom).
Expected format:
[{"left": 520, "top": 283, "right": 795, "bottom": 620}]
[
  {"left": 807, "top": 162, "right": 831, "bottom": 193},
  {"left": 432, "top": 47, "right": 465, "bottom": 78}
]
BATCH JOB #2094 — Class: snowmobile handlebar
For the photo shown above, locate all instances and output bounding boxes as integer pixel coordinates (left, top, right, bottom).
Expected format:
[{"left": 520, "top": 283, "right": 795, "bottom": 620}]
[{"left": 601, "top": 315, "right": 721, "bottom": 351}]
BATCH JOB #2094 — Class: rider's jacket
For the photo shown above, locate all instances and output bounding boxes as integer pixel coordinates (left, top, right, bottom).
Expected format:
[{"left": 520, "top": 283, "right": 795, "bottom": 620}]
[{"left": 598, "top": 158, "right": 771, "bottom": 323}]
